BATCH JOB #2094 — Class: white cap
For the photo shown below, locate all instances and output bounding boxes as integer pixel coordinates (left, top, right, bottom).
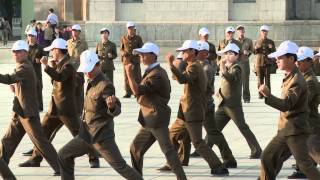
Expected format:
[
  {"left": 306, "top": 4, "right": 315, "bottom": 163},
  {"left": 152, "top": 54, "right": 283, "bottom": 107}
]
[
  {"left": 126, "top": 21, "right": 135, "bottom": 28},
  {"left": 177, "top": 52, "right": 183, "bottom": 59},
  {"left": 199, "top": 27, "right": 210, "bottom": 36},
  {"left": 197, "top": 41, "right": 209, "bottom": 51},
  {"left": 225, "top": 26, "right": 235, "bottom": 33},
  {"left": 12, "top": 40, "right": 29, "bottom": 51},
  {"left": 217, "top": 43, "right": 240, "bottom": 56},
  {"left": 268, "top": 41, "right": 298, "bottom": 58},
  {"left": 78, "top": 50, "right": 99, "bottom": 73},
  {"left": 236, "top": 25, "right": 245, "bottom": 30},
  {"left": 71, "top": 24, "right": 81, "bottom": 31},
  {"left": 297, "top": 47, "right": 314, "bottom": 61},
  {"left": 44, "top": 38, "right": 67, "bottom": 51},
  {"left": 260, "top": 25, "right": 269, "bottom": 32},
  {"left": 176, "top": 40, "right": 198, "bottom": 52},
  {"left": 100, "top": 27, "right": 110, "bottom": 34},
  {"left": 27, "top": 29, "right": 37, "bottom": 37},
  {"left": 133, "top": 42, "right": 160, "bottom": 56}
]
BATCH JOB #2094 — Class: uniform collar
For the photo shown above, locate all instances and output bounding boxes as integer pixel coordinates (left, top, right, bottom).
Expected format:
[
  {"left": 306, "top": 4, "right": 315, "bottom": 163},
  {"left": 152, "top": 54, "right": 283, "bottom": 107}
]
[
  {"left": 283, "top": 66, "right": 298, "bottom": 82},
  {"left": 302, "top": 67, "right": 315, "bottom": 77},
  {"left": 145, "top": 62, "right": 160, "bottom": 72},
  {"left": 88, "top": 72, "right": 105, "bottom": 87}
]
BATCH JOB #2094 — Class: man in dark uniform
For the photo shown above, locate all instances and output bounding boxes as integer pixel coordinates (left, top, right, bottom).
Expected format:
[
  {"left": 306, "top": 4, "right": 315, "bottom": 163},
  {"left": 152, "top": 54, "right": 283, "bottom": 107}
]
[
  {"left": 0, "top": 40, "right": 60, "bottom": 175},
  {"left": 217, "top": 27, "right": 241, "bottom": 75},
  {"left": 258, "top": 41, "right": 320, "bottom": 180},
  {"left": 287, "top": 46, "right": 320, "bottom": 179},
  {"left": 166, "top": 40, "right": 229, "bottom": 176},
  {"left": 253, "top": 25, "right": 276, "bottom": 99},
  {"left": 125, "top": 42, "right": 187, "bottom": 179},
  {"left": 96, "top": 28, "right": 117, "bottom": 83},
  {"left": 120, "top": 21, "right": 143, "bottom": 98},
  {"left": 58, "top": 50, "right": 142, "bottom": 180}
]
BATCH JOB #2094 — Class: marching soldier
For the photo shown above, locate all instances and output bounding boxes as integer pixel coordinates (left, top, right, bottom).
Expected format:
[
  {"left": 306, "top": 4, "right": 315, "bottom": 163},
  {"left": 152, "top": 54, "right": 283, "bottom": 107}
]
[
  {"left": 287, "top": 47, "right": 320, "bottom": 179},
  {"left": 120, "top": 21, "right": 143, "bottom": 98},
  {"left": 253, "top": 25, "right": 276, "bottom": 99},
  {"left": 236, "top": 25, "right": 253, "bottom": 103},
  {"left": 0, "top": 40, "right": 60, "bottom": 175},
  {"left": 198, "top": 27, "right": 218, "bottom": 73},
  {"left": 165, "top": 40, "right": 229, "bottom": 176},
  {"left": 96, "top": 28, "right": 117, "bottom": 83},
  {"left": 258, "top": 41, "right": 320, "bottom": 180},
  {"left": 125, "top": 42, "right": 187, "bottom": 179},
  {"left": 217, "top": 27, "right": 241, "bottom": 75},
  {"left": 58, "top": 50, "right": 142, "bottom": 180}
]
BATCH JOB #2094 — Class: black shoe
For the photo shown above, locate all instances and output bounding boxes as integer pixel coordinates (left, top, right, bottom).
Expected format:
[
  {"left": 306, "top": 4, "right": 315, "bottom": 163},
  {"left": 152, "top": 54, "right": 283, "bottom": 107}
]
[
  {"left": 123, "top": 94, "right": 131, "bottom": 98},
  {"left": 22, "top": 149, "right": 33, "bottom": 156},
  {"left": 287, "top": 171, "right": 307, "bottom": 179},
  {"left": 190, "top": 151, "right": 200, "bottom": 157},
  {"left": 53, "top": 171, "right": 60, "bottom": 176},
  {"left": 244, "top": 100, "right": 250, "bottom": 103},
  {"left": 223, "top": 160, "right": 237, "bottom": 168},
  {"left": 89, "top": 159, "right": 100, "bottom": 168},
  {"left": 18, "top": 160, "right": 40, "bottom": 167},
  {"left": 258, "top": 95, "right": 264, "bottom": 99},
  {"left": 211, "top": 167, "right": 229, "bottom": 176},
  {"left": 158, "top": 165, "right": 171, "bottom": 171}
]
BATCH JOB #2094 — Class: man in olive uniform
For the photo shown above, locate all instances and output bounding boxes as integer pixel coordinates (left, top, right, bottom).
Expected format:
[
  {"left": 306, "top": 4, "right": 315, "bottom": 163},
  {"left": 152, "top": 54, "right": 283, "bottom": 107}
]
[
  {"left": 166, "top": 40, "right": 229, "bottom": 176},
  {"left": 287, "top": 47, "right": 320, "bottom": 179},
  {"left": 313, "top": 50, "right": 320, "bottom": 76},
  {"left": 58, "top": 50, "right": 142, "bottom": 180},
  {"left": 120, "top": 21, "right": 143, "bottom": 98},
  {"left": 26, "top": 29, "right": 46, "bottom": 111},
  {"left": 217, "top": 27, "right": 241, "bottom": 75},
  {"left": 19, "top": 38, "right": 99, "bottom": 168},
  {"left": 236, "top": 25, "right": 253, "bottom": 103},
  {"left": 67, "top": 24, "right": 88, "bottom": 116},
  {"left": 198, "top": 27, "right": 218, "bottom": 73},
  {"left": 125, "top": 42, "right": 187, "bottom": 179},
  {"left": 0, "top": 40, "right": 60, "bottom": 175},
  {"left": 258, "top": 41, "right": 320, "bottom": 180},
  {"left": 253, "top": 25, "right": 276, "bottom": 99},
  {"left": 96, "top": 28, "right": 117, "bottom": 83}
]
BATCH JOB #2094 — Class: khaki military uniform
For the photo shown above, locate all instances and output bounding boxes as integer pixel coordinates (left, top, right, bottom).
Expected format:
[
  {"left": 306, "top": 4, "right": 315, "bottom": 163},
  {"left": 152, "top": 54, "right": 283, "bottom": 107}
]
[
  {"left": 217, "top": 39, "right": 241, "bottom": 74},
  {"left": 28, "top": 43, "right": 47, "bottom": 111},
  {"left": 58, "top": 72, "right": 142, "bottom": 180},
  {"left": 215, "top": 62, "right": 261, "bottom": 157},
  {"left": 260, "top": 67, "right": 320, "bottom": 180},
  {"left": 253, "top": 37, "right": 276, "bottom": 96},
  {"left": 236, "top": 37, "right": 253, "bottom": 102},
  {"left": 96, "top": 40, "right": 117, "bottom": 83},
  {"left": 67, "top": 38, "right": 88, "bottom": 115},
  {"left": 120, "top": 35, "right": 143, "bottom": 95},
  {"left": 169, "top": 60, "right": 225, "bottom": 171},
  {"left": 312, "top": 57, "right": 320, "bottom": 76},
  {"left": 130, "top": 64, "right": 186, "bottom": 179},
  {"left": 0, "top": 60, "right": 60, "bottom": 173}
]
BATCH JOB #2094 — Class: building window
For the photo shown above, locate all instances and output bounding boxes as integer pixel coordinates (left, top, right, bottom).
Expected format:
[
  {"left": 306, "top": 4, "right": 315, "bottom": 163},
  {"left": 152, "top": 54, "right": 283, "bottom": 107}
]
[
  {"left": 233, "top": 0, "right": 256, "bottom": 3},
  {"left": 121, "top": 0, "right": 142, "bottom": 3}
]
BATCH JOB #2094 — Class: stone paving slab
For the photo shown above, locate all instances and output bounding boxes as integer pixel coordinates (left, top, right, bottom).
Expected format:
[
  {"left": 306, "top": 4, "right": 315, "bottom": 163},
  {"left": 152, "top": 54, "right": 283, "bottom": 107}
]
[{"left": 0, "top": 49, "right": 317, "bottom": 179}]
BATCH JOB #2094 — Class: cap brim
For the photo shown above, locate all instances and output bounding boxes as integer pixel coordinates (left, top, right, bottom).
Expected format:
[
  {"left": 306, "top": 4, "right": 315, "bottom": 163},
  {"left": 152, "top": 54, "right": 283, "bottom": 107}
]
[
  {"left": 43, "top": 46, "right": 53, "bottom": 51},
  {"left": 176, "top": 47, "right": 189, "bottom": 52},
  {"left": 267, "top": 51, "right": 286, "bottom": 58},
  {"left": 315, "top": 53, "right": 320, "bottom": 57},
  {"left": 217, "top": 50, "right": 225, "bottom": 56},
  {"left": 77, "top": 63, "right": 95, "bottom": 73},
  {"left": 133, "top": 48, "right": 151, "bottom": 55},
  {"left": 297, "top": 54, "right": 308, "bottom": 61}
]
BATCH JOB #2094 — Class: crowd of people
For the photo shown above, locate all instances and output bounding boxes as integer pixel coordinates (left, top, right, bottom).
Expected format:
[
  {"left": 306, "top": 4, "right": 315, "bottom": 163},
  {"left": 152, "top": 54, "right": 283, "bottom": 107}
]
[{"left": 0, "top": 7, "right": 319, "bottom": 180}]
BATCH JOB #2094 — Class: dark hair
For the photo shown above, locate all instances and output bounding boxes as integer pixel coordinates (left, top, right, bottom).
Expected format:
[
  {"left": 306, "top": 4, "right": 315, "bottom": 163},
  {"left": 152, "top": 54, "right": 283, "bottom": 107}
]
[
  {"left": 314, "top": 51, "right": 319, "bottom": 55},
  {"left": 49, "top": 8, "right": 54, "bottom": 13},
  {"left": 30, "top": 19, "right": 36, "bottom": 23},
  {"left": 283, "top": 53, "right": 297, "bottom": 61},
  {"left": 60, "top": 49, "right": 68, "bottom": 55}
]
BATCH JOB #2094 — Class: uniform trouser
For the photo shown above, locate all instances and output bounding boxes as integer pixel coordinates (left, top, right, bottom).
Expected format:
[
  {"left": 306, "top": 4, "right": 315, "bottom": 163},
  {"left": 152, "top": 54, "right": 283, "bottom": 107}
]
[
  {"left": 257, "top": 65, "right": 271, "bottom": 95},
  {"left": 0, "top": 158, "right": 16, "bottom": 180},
  {"left": 215, "top": 106, "right": 261, "bottom": 156},
  {"left": 123, "top": 62, "right": 141, "bottom": 95},
  {"left": 75, "top": 72, "right": 84, "bottom": 115},
  {"left": 102, "top": 69, "right": 114, "bottom": 84},
  {"left": 240, "top": 60, "right": 251, "bottom": 101},
  {"left": 36, "top": 79, "right": 43, "bottom": 111},
  {"left": 130, "top": 126, "right": 187, "bottom": 180},
  {"left": 58, "top": 136, "right": 142, "bottom": 180},
  {"left": 260, "top": 133, "right": 320, "bottom": 180},
  {"left": 0, "top": 113, "right": 60, "bottom": 172},
  {"left": 2, "top": 31, "right": 9, "bottom": 45}
]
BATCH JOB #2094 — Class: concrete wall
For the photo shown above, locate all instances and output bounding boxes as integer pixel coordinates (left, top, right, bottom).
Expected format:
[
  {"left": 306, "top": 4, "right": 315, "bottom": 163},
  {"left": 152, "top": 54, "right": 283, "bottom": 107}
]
[{"left": 84, "top": 21, "right": 320, "bottom": 47}]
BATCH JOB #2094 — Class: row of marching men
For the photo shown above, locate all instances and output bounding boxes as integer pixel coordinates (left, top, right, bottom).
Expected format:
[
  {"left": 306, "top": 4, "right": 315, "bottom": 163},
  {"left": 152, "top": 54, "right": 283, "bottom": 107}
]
[{"left": 0, "top": 22, "right": 319, "bottom": 180}]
